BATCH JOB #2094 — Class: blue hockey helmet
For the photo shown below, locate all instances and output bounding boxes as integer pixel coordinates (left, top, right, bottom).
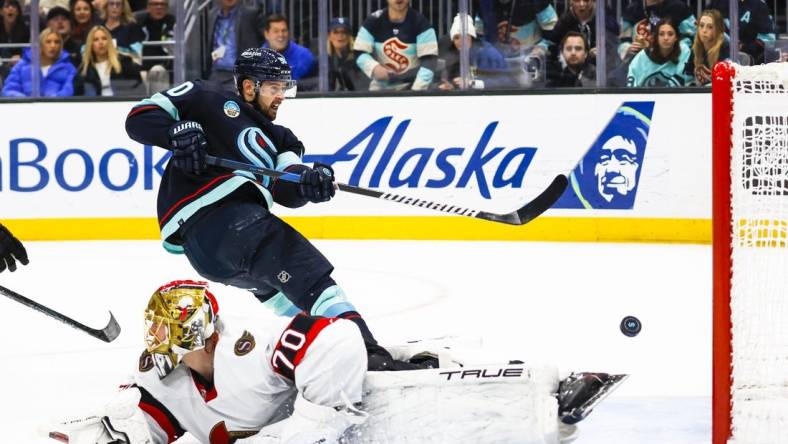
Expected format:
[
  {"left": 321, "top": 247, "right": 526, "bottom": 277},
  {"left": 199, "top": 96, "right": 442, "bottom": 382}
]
[{"left": 234, "top": 47, "right": 297, "bottom": 98}]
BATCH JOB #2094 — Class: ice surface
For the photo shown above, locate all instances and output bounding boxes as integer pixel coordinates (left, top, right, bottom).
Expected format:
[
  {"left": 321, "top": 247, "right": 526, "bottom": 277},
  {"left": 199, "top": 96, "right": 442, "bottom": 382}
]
[{"left": 0, "top": 240, "right": 710, "bottom": 443}]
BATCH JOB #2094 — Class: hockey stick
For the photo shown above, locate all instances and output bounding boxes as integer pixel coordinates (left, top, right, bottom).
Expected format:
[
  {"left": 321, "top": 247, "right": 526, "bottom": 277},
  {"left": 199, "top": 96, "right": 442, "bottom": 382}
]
[
  {"left": 205, "top": 155, "right": 567, "bottom": 226},
  {"left": 0, "top": 284, "right": 120, "bottom": 343}
]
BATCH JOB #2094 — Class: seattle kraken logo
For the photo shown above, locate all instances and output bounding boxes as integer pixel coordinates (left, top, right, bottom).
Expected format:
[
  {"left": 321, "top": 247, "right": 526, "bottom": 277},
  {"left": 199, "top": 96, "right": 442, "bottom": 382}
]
[{"left": 237, "top": 127, "right": 277, "bottom": 186}]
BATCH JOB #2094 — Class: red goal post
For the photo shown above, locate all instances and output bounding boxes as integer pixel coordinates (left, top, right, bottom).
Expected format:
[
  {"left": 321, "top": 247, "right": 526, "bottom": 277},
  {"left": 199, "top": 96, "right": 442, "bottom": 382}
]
[{"left": 712, "top": 61, "right": 788, "bottom": 444}]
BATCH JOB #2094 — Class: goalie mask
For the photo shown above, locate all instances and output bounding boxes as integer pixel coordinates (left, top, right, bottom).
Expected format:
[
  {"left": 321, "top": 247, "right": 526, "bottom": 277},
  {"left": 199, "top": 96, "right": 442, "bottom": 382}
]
[{"left": 144, "top": 280, "right": 219, "bottom": 379}]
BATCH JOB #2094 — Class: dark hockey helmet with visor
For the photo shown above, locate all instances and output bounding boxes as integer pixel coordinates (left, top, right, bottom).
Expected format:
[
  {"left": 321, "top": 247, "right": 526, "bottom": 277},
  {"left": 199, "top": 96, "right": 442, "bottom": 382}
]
[{"left": 234, "top": 47, "right": 297, "bottom": 98}]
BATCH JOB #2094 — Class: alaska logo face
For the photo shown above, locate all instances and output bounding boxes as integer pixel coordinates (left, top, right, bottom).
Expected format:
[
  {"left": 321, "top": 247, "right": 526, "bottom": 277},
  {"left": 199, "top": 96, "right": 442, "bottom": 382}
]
[
  {"left": 554, "top": 101, "right": 655, "bottom": 210},
  {"left": 382, "top": 37, "right": 410, "bottom": 74},
  {"left": 234, "top": 330, "right": 256, "bottom": 356},
  {"left": 139, "top": 350, "right": 154, "bottom": 372}
]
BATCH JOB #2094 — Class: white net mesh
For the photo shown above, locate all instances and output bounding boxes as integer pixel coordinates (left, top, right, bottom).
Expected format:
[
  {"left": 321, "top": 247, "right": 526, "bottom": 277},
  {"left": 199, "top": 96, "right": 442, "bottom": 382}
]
[{"left": 728, "top": 62, "right": 788, "bottom": 444}]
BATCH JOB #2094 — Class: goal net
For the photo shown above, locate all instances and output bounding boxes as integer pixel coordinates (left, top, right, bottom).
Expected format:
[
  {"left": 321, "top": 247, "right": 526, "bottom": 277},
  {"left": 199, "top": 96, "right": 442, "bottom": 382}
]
[{"left": 712, "top": 61, "right": 788, "bottom": 444}]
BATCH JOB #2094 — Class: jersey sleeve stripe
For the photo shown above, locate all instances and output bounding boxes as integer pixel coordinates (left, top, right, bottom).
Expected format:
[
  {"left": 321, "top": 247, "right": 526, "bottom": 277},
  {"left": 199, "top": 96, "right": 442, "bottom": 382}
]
[
  {"left": 158, "top": 174, "right": 235, "bottom": 226},
  {"left": 412, "top": 66, "right": 435, "bottom": 90},
  {"left": 140, "top": 92, "right": 181, "bottom": 121},
  {"left": 416, "top": 29, "right": 439, "bottom": 57},
  {"left": 261, "top": 291, "right": 301, "bottom": 316},
  {"left": 356, "top": 52, "right": 378, "bottom": 78},
  {"left": 293, "top": 317, "right": 335, "bottom": 367},
  {"left": 310, "top": 285, "right": 355, "bottom": 318},
  {"left": 135, "top": 385, "right": 185, "bottom": 443},
  {"left": 271, "top": 314, "right": 335, "bottom": 381},
  {"left": 127, "top": 104, "right": 161, "bottom": 118},
  {"left": 275, "top": 151, "right": 303, "bottom": 172},
  {"left": 159, "top": 176, "right": 274, "bottom": 247},
  {"left": 353, "top": 26, "right": 375, "bottom": 54}
]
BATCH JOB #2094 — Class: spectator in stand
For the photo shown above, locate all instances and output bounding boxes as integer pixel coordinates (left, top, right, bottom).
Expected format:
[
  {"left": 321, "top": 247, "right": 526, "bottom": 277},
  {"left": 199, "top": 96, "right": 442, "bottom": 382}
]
[
  {"left": 262, "top": 14, "right": 315, "bottom": 81},
  {"left": 710, "top": 0, "right": 775, "bottom": 65},
  {"left": 354, "top": 0, "right": 438, "bottom": 91},
  {"left": 544, "top": 0, "right": 619, "bottom": 67},
  {"left": 134, "top": 0, "right": 173, "bottom": 92},
  {"left": 101, "top": 0, "right": 144, "bottom": 64},
  {"left": 134, "top": 0, "right": 173, "bottom": 70},
  {"left": 46, "top": 6, "right": 80, "bottom": 67},
  {"left": 619, "top": 0, "right": 696, "bottom": 62},
  {"left": 473, "top": 0, "right": 558, "bottom": 59},
  {"left": 626, "top": 18, "right": 692, "bottom": 87},
  {"left": 70, "top": 0, "right": 98, "bottom": 48},
  {"left": 0, "top": 0, "right": 29, "bottom": 84},
  {"left": 2, "top": 28, "right": 77, "bottom": 96},
  {"left": 437, "top": 13, "right": 510, "bottom": 91},
  {"left": 326, "top": 16, "right": 366, "bottom": 91},
  {"left": 547, "top": 31, "right": 595, "bottom": 87},
  {"left": 92, "top": 0, "right": 105, "bottom": 12},
  {"left": 76, "top": 24, "right": 141, "bottom": 95},
  {"left": 207, "top": 0, "right": 260, "bottom": 91},
  {"left": 686, "top": 10, "right": 728, "bottom": 86}
]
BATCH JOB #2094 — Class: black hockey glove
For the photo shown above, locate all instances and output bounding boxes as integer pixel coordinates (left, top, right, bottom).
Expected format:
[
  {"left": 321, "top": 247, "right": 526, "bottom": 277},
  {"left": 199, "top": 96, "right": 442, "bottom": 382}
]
[
  {"left": 299, "top": 162, "right": 336, "bottom": 203},
  {"left": 0, "top": 224, "right": 28, "bottom": 273},
  {"left": 168, "top": 121, "right": 208, "bottom": 175}
]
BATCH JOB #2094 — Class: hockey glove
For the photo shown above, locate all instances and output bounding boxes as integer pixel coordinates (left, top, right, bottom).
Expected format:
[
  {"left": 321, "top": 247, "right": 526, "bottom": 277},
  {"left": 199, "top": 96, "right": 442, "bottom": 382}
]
[
  {"left": 168, "top": 120, "right": 208, "bottom": 175},
  {"left": 299, "top": 162, "right": 336, "bottom": 203},
  {"left": 0, "top": 223, "right": 28, "bottom": 273}
]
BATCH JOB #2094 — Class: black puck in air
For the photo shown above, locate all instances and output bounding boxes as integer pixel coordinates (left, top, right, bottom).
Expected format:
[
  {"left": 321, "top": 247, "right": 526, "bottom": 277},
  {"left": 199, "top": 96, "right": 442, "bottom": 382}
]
[{"left": 620, "top": 316, "right": 641, "bottom": 337}]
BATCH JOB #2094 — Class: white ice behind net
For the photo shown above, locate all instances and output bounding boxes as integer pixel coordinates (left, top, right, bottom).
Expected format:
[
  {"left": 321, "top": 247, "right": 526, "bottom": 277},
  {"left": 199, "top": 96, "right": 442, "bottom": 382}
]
[{"left": 728, "top": 62, "right": 788, "bottom": 444}]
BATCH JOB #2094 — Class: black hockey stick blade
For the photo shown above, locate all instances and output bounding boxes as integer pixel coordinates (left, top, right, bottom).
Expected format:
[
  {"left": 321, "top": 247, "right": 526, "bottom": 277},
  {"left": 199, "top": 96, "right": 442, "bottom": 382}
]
[
  {"left": 0, "top": 284, "right": 120, "bottom": 343},
  {"left": 560, "top": 373, "right": 629, "bottom": 424},
  {"left": 206, "top": 155, "right": 568, "bottom": 226},
  {"left": 474, "top": 174, "right": 568, "bottom": 225}
]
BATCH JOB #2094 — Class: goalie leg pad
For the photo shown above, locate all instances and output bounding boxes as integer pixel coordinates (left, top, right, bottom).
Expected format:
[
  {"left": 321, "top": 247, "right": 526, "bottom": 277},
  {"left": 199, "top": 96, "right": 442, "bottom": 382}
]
[{"left": 354, "top": 363, "right": 562, "bottom": 444}]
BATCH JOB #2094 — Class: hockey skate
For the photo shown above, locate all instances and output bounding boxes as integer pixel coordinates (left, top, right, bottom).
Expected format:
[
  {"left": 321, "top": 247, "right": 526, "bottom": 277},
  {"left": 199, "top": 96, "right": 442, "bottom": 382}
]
[{"left": 557, "top": 372, "right": 628, "bottom": 424}]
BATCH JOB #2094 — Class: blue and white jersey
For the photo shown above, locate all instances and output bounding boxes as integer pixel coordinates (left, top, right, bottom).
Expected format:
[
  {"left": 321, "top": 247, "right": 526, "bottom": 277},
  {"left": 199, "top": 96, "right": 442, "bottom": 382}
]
[
  {"left": 626, "top": 43, "right": 693, "bottom": 87},
  {"left": 354, "top": 8, "right": 438, "bottom": 90}
]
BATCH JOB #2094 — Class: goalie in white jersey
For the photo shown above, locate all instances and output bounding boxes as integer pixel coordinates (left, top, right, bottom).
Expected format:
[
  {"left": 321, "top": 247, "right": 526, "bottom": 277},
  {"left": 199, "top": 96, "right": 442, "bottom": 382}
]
[{"left": 62, "top": 280, "right": 368, "bottom": 444}]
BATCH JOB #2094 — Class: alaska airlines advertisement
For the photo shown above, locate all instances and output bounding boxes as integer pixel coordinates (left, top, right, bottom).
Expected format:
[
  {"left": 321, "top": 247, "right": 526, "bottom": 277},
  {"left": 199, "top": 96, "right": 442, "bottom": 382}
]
[{"left": 0, "top": 93, "right": 711, "bottom": 241}]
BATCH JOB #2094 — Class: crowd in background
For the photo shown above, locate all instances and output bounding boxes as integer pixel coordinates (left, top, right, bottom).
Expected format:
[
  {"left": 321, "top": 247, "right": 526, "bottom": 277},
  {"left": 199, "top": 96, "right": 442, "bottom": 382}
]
[{"left": 0, "top": 0, "right": 785, "bottom": 97}]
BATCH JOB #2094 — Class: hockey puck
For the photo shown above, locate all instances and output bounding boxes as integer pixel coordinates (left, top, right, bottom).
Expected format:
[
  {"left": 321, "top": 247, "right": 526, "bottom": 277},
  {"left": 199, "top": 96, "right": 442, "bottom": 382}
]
[{"left": 620, "top": 316, "right": 641, "bottom": 337}]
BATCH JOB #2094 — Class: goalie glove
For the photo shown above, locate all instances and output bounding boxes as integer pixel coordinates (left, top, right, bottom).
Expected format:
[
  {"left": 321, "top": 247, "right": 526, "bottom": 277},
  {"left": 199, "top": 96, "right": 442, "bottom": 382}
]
[{"left": 44, "top": 387, "right": 154, "bottom": 444}]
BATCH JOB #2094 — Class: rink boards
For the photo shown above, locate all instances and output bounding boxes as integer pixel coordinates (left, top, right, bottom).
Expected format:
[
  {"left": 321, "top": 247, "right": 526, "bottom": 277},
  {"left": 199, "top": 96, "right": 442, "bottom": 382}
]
[{"left": 0, "top": 92, "right": 711, "bottom": 243}]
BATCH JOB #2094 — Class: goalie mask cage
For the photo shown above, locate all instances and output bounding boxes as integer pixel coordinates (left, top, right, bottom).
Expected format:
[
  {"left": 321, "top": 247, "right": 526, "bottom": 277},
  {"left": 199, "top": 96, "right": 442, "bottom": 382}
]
[{"left": 712, "top": 61, "right": 788, "bottom": 444}]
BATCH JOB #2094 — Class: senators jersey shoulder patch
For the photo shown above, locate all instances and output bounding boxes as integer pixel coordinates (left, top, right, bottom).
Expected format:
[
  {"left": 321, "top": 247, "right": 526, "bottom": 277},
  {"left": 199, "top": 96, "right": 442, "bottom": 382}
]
[
  {"left": 139, "top": 350, "right": 154, "bottom": 372},
  {"left": 234, "top": 330, "right": 256, "bottom": 356}
]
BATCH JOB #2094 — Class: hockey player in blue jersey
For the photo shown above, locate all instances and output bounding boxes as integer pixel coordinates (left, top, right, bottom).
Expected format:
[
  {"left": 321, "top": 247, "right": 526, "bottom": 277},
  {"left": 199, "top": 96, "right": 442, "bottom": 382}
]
[
  {"left": 353, "top": 0, "right": 439, "bottom": 91},
  {"left": 125, "top": 47, "right": 429, "bottom": 371}
]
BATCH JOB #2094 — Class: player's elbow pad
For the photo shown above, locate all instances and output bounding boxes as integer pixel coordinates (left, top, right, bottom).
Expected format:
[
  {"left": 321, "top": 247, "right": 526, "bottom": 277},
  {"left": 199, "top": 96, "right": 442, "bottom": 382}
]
[{"left": 272, "top": 164, "right": 310, "bottom": 208}]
